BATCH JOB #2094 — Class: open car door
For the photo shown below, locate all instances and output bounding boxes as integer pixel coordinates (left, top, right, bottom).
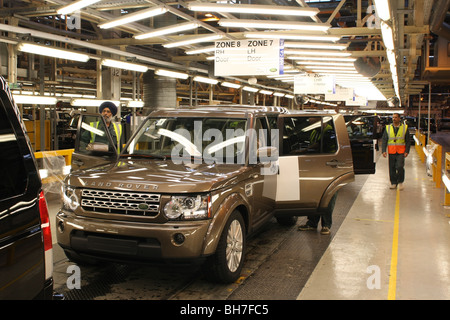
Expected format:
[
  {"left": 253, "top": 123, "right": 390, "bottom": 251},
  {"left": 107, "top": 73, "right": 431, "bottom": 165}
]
[
  {"left": 274, "top": 113, "right": 354, "bottom": 217},
  {"left": 344, "top": 115, "right": 380, "bottom": 174},
  {"left": 71, "top": 113, "right": 119, "bottom": 171}
]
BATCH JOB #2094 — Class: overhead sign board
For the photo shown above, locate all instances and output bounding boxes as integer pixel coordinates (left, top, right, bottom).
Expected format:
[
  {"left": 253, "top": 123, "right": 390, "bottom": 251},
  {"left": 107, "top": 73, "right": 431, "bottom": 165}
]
[
  {"left": 294, "top": 74, "right": 335, "bottom": 95},
  {"left": 214, "top": 39, "right": 284, "bottom": 76},
  {"left": 325, "top": 86, "right": 354, "bottom": 101}
]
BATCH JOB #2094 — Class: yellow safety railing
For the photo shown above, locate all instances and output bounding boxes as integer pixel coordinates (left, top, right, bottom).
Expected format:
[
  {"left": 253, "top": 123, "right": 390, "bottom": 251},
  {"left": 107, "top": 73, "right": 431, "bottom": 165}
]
[
  {"left": 414, "top": 130, "right": 426, "bottom": 163},
  {"left": 34, "top": 149, "right": 74, "bottom": 184},
  {"left": 429, "top": 138, "right": 442, "bottom": 189},
  {"left": 444, "top": 153, "right": 450, "bottom": 207}
]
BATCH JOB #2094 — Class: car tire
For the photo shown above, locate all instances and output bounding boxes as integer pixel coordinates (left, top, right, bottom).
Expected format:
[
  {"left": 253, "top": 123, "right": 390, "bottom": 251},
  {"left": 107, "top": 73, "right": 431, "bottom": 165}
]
[{"left": 204, "top": 210, "right": 246, "bottom": 283}]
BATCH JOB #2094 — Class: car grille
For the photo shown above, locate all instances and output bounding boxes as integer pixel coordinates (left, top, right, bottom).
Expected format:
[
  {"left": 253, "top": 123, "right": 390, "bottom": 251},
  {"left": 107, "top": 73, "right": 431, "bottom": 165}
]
[{"left": 81, "top": 189, "right": 160, "bottom": 216}]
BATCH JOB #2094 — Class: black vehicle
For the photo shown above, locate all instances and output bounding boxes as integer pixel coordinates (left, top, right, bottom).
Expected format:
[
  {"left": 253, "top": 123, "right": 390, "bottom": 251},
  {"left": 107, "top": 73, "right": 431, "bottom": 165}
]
[
  {"left": 404, "top": 116, "right": 418, "bottom": 145},
  {"left": 419, "top": 117, "right": 437, "bottom": 133},
  {"left": 344, "top": 115, "right": 380, "bottom": 174},
  {"left": 0, "top": 77, "right": 54, "bottom": 299},
  {"left": 439, "top": 118, "right": 450, "bottom": 131}
]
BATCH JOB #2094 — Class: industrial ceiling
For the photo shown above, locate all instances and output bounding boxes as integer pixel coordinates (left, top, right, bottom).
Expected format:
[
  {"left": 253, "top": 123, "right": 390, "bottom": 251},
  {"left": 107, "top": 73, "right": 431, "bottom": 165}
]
[{"left": 1, "top": 0, "right": 449, "bottom": 112}]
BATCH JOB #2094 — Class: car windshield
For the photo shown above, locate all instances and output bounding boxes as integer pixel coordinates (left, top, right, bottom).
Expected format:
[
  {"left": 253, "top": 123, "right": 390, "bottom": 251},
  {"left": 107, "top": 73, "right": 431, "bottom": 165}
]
[{"left": 122, "top": 117, "right": 248, "bottom": 164}]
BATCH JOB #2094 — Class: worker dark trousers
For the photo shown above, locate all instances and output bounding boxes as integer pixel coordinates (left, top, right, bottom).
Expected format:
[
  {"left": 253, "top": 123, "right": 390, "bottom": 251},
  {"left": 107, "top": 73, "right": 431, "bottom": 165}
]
[
  {"left": 305, "top": 192, "right": 338, "bottom": 228},
  {"left": 388, "top": 153, "right": 405, "bottom": 185}
]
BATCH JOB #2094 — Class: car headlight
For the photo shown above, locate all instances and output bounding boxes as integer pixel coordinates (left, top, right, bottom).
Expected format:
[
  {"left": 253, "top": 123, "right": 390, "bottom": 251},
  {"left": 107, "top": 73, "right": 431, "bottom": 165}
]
[
  {"left": 62, "top": 185, "right": 79, "bottom": 211},
  {"left": 164, "top": 195, "right": 210, "bottom": 220}
]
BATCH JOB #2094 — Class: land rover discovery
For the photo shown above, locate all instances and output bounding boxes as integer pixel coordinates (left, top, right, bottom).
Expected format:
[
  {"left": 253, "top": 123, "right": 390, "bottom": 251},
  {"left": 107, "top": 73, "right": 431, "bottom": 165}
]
[{"left": 57, "top": 106, "right": 372, "bottom": 283}]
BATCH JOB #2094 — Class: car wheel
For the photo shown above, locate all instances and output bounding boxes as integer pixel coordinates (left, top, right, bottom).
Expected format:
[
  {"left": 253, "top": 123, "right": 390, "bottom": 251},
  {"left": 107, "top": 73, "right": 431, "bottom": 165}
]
[{"left": 204, "top": 210, "right": 246, "bottom": 283}]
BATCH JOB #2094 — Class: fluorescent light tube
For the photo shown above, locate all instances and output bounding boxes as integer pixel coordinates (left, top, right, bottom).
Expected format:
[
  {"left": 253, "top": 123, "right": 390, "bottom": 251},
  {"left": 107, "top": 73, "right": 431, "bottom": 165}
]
[
  {"left": 155, "top": 69, "right": 189, "bottom": 79},
  {"left": 273, "top": 92, "right": 285, "bottom": 97},
  {"left": 304, "top": 66, "right": 356, "bottom": 70},
  {"left": 17, "top": 42, "right": 90, "bottom": 62},
  {"left": 285, "top": 49, "right": 351, "bottom": 56},
  {"left": 244, "top": 32, "right": 340, "bottom": 42},
  {"left": 296, "top": 61, "right": 355, "bottom": 66},
  {"left": 163, "top": 34, "right": 223, "bottom": 48},
  {"left": 380, "top": 21, "right": 395, "bottom": 50},
  {"left": 242, "top": 86, "right": 259, "bottom": 92},
  {"left": 285, "top": 94, "right": 294, "bottom": 99},
  {"left": 135, "top": 22, "right": 199, "bottom": 40},
  {"left": 99, "top": 7, "right": 167, "bottom": 29},
  {"left": 102, "top": 59, "right": 148, "bottom": 72},
  {"left": 193, "top": 76, "right": 218, "bottom": 85},
  {"left": 313, "top": 70, "right": 358, "bottom": 74},
  {"left": 373, "top": 0, "right": 391, "bottom": 21},
  {"left": 284, "top": 42, "right": 348, "bottom": 50},
  {"left": 127, "top": 100, "right": 144, "bottom": 108},
  {"left": 13, "top": 95, "right": 57, "bottom": 105},
  {"left": 221, "top": 82, "right": 241, "bottom": 89},
  {"left": 292, "top": 56, "right": 356, "bottom": 62},
  {"left": 71, "top": 99, "right": 120, "bottom": 107},
  {"left": 218, "top": 19, "right": 330, "bottom": 32},
  {"left": 259, "top": 90, "right": 273, "bottom": 95},
  {"left": 57, "top": 0, "right": 101, "bottom": 15},
  {"left": 185, "top": 46, "right": 215, "bottom": 55},
  {"left": 187, "top": 2, "right": 319, "bottom": 17}
]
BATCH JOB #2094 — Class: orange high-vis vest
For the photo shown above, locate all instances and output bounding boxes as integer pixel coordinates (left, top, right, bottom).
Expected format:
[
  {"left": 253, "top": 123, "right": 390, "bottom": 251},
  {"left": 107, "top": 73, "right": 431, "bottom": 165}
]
[{"left": 386, "top": 124, "right": 407, "bottom": 154}]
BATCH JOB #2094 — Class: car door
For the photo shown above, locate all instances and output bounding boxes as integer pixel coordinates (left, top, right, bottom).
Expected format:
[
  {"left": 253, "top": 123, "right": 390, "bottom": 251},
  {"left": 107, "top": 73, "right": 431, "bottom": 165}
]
[
  {"left": 71, "top": 113, "right": 119, "bottom": 171},
  {"left": 344, "top": 115, "right": 378, "bottom": 174},
  {"left": 274, "top": 113, "right": 354, "bottom": 215}
]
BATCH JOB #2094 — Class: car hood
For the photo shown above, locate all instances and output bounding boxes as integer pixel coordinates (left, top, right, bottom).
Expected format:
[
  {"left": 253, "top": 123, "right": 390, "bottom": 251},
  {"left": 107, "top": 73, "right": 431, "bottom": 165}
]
[{"left": 66, "top": 159, "right": 251, "bottom": 193}]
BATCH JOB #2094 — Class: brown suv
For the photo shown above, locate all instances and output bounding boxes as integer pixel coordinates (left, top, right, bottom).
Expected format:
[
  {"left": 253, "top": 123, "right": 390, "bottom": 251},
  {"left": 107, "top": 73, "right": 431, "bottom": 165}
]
[{"left": 57, "top": 106, "right": 370, "bottom": 283}]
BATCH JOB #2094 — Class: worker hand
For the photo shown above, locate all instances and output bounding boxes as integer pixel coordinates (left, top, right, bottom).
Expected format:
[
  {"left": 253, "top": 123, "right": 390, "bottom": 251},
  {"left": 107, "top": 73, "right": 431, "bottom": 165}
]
[
  {"left": 383, "top": 152, "right": 387, "bottom": 158},
  {"left": 404, "top": 152, "right": 409, "bottom": 158}
]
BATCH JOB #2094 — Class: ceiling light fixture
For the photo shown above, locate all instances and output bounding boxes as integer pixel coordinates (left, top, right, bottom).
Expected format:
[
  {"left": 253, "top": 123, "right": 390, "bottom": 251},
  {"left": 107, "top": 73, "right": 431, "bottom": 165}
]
[
  {"left": 221, "top": 82, "right": 241, "bottom": 89},
  {"left": 187, "top": 2, "right": 319, "bottom": 17},
  {"left": 304, "top": 66, "right": 355, "bottom": 70},
  {"left": 218, "top": 19, "right": 330, "bottom": 32},
  {"left": 296, "top": 61, "right": 354, "bottom": 66},
  {"left": 57, "top": 0, "right": 101, "bottom": 15},
  {"left": 99, "top": 7, "right": 167, "bottom": 29},
  {"left": 155, "top": 69, "right": 189, "bottom": 79},
  {"left": 163, "top": 34, "right": 223, "bottom": 48},
  {"left": 259, "top": 90, "right": 273, "bottom": 95},
  {"left": 285, "top": 49, "right": 351, "bottom": 56},
  {"left": 292, "top": 56, "right": 356, "bottom": 62},
  {"left": 13, "top": 94, "right": 57, "bottom": 105},
  {"left": 17, "top": 42, "right": 90, "bottom": 62},
  {"left": 101, "top": 59, "right": 148, "bottom": 72},
  {"left": 71, "top": 99, "right": 120, "bottom": 107},
  {"left": 380, "top": 21, "right": 395, "bottom": 51},
  {"left": 135, "top": 22, "right": 199, "bottom": 40},
  {"left": 373, "top": 0, "right": 391, "bottom": 21},
  {"left": 244, "top": 32, "right": 340, "bottom": 42},
  {"left": 284, "top": 42, "right": 348, "bottom": 50},
  {"left": 193, "top": 76, "right": 218, "bottom": 85},
  {"left": 242, "top": 86, "right": 259, "bottom": 92}
]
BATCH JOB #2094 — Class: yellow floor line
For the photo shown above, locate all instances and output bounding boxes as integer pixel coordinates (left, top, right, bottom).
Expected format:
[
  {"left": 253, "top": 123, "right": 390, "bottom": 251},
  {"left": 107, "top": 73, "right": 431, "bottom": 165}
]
[{"left": 388, "top": 188, "right": 401, "bottom": 300}]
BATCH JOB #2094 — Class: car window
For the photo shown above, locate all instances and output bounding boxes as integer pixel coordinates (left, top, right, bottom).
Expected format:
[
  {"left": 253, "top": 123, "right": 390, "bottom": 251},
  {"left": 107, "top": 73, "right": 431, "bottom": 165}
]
[
  {"left": 282, "top": 116, "right": 337, "bottom": 155},
  {"left": 0, "top": 102, "right": 28, "bottom": 199},
  {"left": 78, "top": 114, "right": 117, "bottom": 154},
  {"left": 345, "top": 116, "right": 375, "bottom": 139}
]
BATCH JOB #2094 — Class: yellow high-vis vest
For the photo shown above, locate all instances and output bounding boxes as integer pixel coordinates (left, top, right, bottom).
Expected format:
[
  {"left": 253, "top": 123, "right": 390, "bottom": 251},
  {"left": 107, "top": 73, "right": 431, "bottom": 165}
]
[
  {"left": 90, "top": 121, "right": 122, "bottom": 153},
  {"left": 386, "top": 124, "right": 407, "bottom": 154}
]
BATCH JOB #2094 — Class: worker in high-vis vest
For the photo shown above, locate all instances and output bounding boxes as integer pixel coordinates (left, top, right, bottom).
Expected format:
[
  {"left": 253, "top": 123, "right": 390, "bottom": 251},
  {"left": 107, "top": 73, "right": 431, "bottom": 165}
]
[
  {"left": 96, "top": 101, "right": 122, "bottom": 153},
  {"left": 80, "top": 101, "right": 122, "bottom": 154},
  {"left": 381, "top": 113, "right": 411, "bottom": 190}
]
